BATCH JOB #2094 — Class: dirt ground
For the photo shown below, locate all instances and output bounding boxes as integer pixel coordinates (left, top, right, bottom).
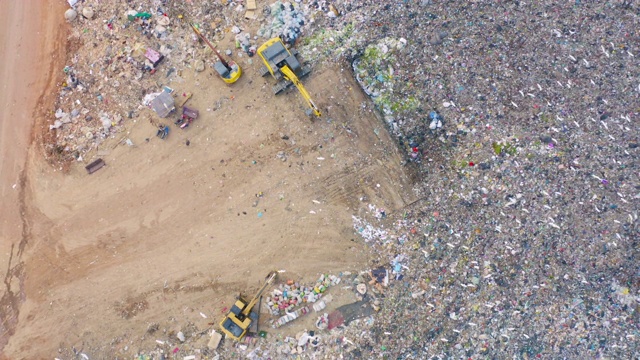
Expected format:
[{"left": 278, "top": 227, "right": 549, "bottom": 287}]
[
  {"left": 0, "top": 0, "right": 67, "bottom": 266},
  {"left": 0, "top": 0, "right": 69, "bottom": 357},
  {"left": 0, "top": 3, "right": 416, "bottom": 358}
]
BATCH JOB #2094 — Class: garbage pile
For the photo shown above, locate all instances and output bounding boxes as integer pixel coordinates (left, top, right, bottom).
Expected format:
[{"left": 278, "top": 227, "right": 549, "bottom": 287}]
[
  {"left": 257, "top": 1, "right": 307, "bottom": 44},
  {"left": 267, "top": 274, "right": 340, "bottom": 328},
  {"left": 298, "top": 0, "right": 639, "bottom": 358},
  {"left": 353, "top": 37, "right": 415, "bottom": 135},
  {"left": 51, "top": 2, "right": 183, "bottom": 161},
  {"left": 49, "top": 0, "right": 246, "bottom": 162}
]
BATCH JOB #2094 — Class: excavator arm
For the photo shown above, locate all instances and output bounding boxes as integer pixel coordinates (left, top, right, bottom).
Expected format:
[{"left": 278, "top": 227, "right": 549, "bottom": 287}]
[
  {"left": 241, "top": 271, "right": 277, "bottom": 316},
  {"left": 280, "top": 65, "right": 322, "bottom": 117}
]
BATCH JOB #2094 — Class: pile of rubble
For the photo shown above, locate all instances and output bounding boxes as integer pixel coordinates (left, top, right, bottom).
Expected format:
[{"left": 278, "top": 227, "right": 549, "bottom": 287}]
[{"left": 267, "top": 274, "right": 340, "bottom": 328}]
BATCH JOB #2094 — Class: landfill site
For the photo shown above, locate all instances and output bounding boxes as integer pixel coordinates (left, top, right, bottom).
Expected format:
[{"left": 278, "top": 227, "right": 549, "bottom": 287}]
[{"left": 0, "top": 0, "right": 638, "bottom": 359}]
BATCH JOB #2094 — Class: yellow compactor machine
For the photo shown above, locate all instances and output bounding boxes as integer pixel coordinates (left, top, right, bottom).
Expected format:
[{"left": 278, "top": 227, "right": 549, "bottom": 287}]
[
  {"left": 257, "top": 38, "right": 321, "bottom": 117},
  {"left": 219, "top": 272, "right": 277, "bottom": 341}
]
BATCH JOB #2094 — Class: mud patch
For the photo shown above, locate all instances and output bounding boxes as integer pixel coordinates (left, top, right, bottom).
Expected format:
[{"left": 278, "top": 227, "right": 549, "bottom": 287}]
[
  {"left": 114, "top": 296, "right": 149, "bottom": 320},
  {"left": 0, "top": 244, "right": 26, "bottom": 352}
]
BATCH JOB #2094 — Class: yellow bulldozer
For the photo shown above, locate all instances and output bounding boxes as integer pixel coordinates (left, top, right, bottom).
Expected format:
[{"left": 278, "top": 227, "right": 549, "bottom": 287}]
[
  {"left": 219, "top": 272, "right": 277, "bottom": 341},
  {"left": 257, "top": 38, "right": 321, "bottom": 117}
]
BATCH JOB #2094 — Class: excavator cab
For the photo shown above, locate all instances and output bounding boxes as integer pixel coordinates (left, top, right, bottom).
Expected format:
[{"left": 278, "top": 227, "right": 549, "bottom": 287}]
[
  {"left": 258, "top": 38, "right": 321, "bottom": 117},
  {"left": 219, "top": 272, "right": 277, "bottom": 341},
  {"left": 259, "top": 38, "right": 302, "bottom": 78},
  {"left": 220, "top": 298, "right": 259, "bottom": 339}
]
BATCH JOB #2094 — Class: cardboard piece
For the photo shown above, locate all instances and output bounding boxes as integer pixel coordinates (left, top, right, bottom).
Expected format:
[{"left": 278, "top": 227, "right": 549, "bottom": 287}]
[{"left": 208, "top": 331, "right": 223, "bottom": 349}]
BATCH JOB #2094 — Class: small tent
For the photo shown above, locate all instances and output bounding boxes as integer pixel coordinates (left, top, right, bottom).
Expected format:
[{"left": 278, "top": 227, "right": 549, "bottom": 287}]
[{"left": 150, "top": 92, "right": 175, "bottom": 118}]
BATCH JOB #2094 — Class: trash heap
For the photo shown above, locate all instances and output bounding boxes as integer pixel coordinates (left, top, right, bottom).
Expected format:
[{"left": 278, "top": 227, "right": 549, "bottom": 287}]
[
  {"left": 352, "top": 214, "right": 389, "bottom": 244},
  {"left": 257, "top": 1, "right": 307, "bottom": 44},
  {"left": 352, "top": 38, "right": 414, "bottom": 135},
  {"left": 50, "top": 0, "right": 248, "bottom": 163},
  {"left": 266, "top": 274, "right": 340, "bottom": 328},
  {"left": 309, "top": 0, "right": 639, "bottom": 163},
  {"left": 301, "top": 3, "right": 639, "bottom": 356},
  {"left": 50, "top": 2, "right": 186, "bottom": 161}
]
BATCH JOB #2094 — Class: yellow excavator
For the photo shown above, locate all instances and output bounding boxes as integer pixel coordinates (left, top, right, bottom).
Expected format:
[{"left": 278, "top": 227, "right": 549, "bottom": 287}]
[
  {"left": 219, "top": 271, "right": 277, "bottom": 341},
  {"left": 188, "top": 22, "right": 242, "bottom": 84},
  {"left": 257, "top": 38, "right": 321, "bottom": 117}
]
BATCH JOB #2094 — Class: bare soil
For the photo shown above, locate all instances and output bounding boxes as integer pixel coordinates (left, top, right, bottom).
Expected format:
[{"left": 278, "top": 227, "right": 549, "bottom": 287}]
[{"left": 0, "top": 5, "right": 416, "bottom": 357}]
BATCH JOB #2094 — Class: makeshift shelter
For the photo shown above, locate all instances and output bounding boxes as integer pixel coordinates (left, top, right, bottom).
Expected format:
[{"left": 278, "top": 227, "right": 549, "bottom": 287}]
[{"left": 149, "top": 92, "right": 175, "bottom": 118}]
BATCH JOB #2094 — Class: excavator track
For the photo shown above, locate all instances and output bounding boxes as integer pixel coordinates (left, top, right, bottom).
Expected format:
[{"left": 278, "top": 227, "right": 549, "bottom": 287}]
[
  {"left": 273, "top": 81, "right": 289, "bottom": 95},
  {"left": 298, "top": 64, "right": 312, "bottom": 79},
  {"left": 272, "top": 65, "right": 312, "bottom": 95}
]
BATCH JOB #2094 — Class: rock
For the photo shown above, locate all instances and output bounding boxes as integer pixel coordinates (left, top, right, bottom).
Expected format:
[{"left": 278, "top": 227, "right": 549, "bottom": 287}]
[
  {"left": 64, "top": 9, "right": 77, "bottom": 21},
  {"left": 195, "top": 60, "right": 205, "bottom": 72},
  {"left": 82, "top": 7, "right": 94, "bottom": 19}
]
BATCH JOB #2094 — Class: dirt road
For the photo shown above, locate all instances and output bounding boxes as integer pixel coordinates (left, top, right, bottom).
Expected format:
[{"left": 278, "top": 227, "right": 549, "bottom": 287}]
[
  {"left": 0, "top": 0, "right": 63, "bottom": 263},
  {"left": 0, "top": 0, "right": 67, "bottom": 357}
]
